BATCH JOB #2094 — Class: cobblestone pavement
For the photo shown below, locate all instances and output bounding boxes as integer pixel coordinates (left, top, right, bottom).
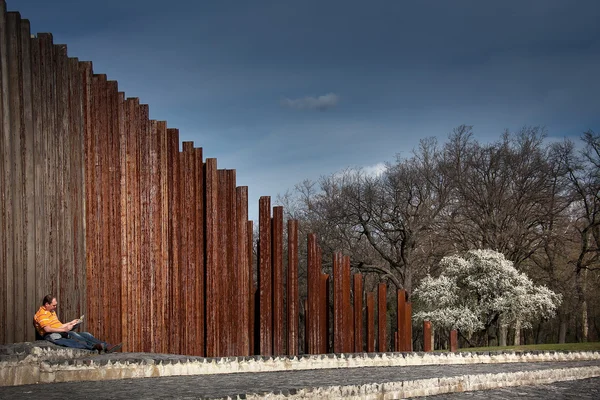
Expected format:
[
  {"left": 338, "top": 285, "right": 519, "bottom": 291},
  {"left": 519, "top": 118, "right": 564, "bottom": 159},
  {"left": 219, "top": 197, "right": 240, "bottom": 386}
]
[
  {"left": 424, "top": 377, "right": 600, "bottom": 399},
  {"left": 1, "top": 360, "right": 599, "bottom": 399}
]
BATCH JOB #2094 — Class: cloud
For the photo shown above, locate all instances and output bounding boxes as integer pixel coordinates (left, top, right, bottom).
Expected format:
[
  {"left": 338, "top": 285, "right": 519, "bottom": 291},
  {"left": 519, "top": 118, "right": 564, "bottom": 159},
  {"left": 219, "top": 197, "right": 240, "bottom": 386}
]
[
  {"left": 363, "top": 162, "right": 387, "bottom": 177},
  {"left": 280, "top": 93, "right": 340, "bottom": 111}
]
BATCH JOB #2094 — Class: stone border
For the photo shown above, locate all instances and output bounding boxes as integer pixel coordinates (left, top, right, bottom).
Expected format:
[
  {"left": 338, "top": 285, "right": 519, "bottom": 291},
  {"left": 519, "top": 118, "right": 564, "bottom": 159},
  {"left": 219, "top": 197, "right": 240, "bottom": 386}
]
[
  {"left": 240, "top": 366, "right": 600, "bottom": 399},
  {"left": 1, "top": 348, "right": 600, "bottom": 386}
]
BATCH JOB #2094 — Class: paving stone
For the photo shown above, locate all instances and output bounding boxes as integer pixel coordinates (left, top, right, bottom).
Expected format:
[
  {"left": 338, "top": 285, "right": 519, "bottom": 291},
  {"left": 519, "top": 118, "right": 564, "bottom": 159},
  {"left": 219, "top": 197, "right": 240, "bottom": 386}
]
[
  {"left": 1, "top": 359, "right": 599, "bottom": 399},
  {"left": 423, "top": 377, "right": 600, "bottom": 399}
]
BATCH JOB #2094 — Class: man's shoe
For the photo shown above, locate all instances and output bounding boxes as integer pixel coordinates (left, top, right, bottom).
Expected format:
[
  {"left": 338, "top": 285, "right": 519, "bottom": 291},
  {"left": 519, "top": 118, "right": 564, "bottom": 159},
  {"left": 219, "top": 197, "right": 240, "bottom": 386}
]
[
  {"left": 105, "top": 343, "right": 123, "bottom": 353},
  {"left": 93, "top": 343, "right": 103, "bottom": 353}
]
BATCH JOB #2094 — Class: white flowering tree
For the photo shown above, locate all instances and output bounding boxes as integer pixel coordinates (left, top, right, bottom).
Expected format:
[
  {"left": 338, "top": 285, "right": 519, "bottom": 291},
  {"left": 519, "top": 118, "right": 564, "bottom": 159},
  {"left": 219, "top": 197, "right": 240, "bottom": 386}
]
[{"left": 413, "top": 249, "right": 561, "bottom": 346}]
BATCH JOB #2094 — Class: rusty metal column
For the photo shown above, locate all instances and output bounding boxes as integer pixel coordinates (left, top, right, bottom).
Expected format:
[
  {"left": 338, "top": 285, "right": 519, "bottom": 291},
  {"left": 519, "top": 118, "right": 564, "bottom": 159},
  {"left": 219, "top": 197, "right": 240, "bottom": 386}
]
[
  {"left": 287, "top": 220, "right": 299, "bottom": 356},
  {"left": 272, "top": 206, "right": 284, "bottom": 355},
  {"left": 366, "top": 292, "right": 375, "bottom": 352},
  {"left": 306, "top": 233, "right": 319, "bottom": 354},
  {"left": 236, "top": 186, "right": 249, "bottom": 356},
  {"left": 332, "top": 252, "right": 343, "bottom": 353},
  {"left": 246, "top": 220, "right": 255, "bottom": 355},
  {"left": 353, "top": 274, "right": 363, "bottom": 352},
  {"left": 377, "top": 283, "right": 387, "bottom": 352},
  {"left": 194, "top": 147, "right": 205, "bottom": 356},
  {"left": 342, "top": 256, "right": 352, "bottom": 353},
  {"left": 405, "top": 301, "right": 413, "bottom": 351},
  {"left": 450, "top": 329, "right": 458, "bottom": 352},
  {"left": 320, "top": 272, "right": 329, "bottom": 354},
  {"left": 258, "top": 196, "right": 272, "bottom": 356},
  {"left": 204, "top": 158, "right": 219, "bottom": 357},
  {"left": 423, "top": 321, "right": 432, "bottom": 352},
  {"left": 225, "top": 170, "right": 237, "bottom": 356}
]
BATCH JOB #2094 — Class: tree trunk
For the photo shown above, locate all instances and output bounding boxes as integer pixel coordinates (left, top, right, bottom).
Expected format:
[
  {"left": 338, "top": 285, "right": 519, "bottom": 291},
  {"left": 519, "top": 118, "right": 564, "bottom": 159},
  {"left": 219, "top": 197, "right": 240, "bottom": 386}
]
[
  {"left": 559, "top": 319, "right": 567, "bottom": 344},
  {"left": 499, "top": 325, "right": 508, "bottom": 347},
  {"left": 576, "top": 268, "right": 589, "bottom": 342},
  {"left": 513, "top": 320, "right": 521, "bottom": 346}
]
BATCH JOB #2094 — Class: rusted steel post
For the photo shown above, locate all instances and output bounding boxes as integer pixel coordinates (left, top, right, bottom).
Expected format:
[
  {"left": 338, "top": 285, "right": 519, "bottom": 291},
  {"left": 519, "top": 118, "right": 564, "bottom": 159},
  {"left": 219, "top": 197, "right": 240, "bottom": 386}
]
[
  {"left": 247, "top": 220, "right": 254, "bottom": 355},
  {"left": 181, "top": 142, "right": 196, "bottom": 354},
  {"left": 320, "top": 272, "right": 329, "bottom": 354},
  {"left": 272, "top": 206, "right": 284, "bottom": 355},
  {"left": 423, "top": 321, "right": 432, "bottom": 352},
  {"left": 204, "top": 158, "right": 219, "bottom": 357},
  {"left": 226, "top": 170, "right": 237, "bottom": 356},
  {"left": 342, "top": 256, "right": 351, "bottom": 353},
  {"left": 287, "top": 220, "right": 299, "bottom": 356},
  {"left": 166, "top": 128, "right": 180, "bottom": 354},
  {"left": 157, "top": 122, "right": 170, "bottom": 354},
  {"left": 217, "top": 169, "right": 229, "bottom": 356},
  {"left": 150, "top": 120, "right": 166, "bottom": 354},
  {"left": 194, "top": 147, "right": 205, "bottom": 356},
  {"left": 236, "top": 186, "right": 249, "bottom": 356},
  {"left": 377, "top": 283, "right": 387, "bottom": 352},
  {"left": 366, "top": 292, "right": 375, "bottom": 352},
  {"left": 306, "top": 233, "right": 319, "bottom": 354},
  {"left": 405, "top": 301, "right": 413, "bottom": 351},
  {"left": 397, "top": 289, "right": 406, "bottom": 352},
  {"left": 258, "top": 196, "right": 272, "bottom": 356},
  {"left": 333, "top": 252, "right": 343, "bottom": 353},
  {"left": 353, "top": 274, "right": 363, "bottom": 353},
  {"left": 450, "top": 329, "right": 458, "bottom": 352}
]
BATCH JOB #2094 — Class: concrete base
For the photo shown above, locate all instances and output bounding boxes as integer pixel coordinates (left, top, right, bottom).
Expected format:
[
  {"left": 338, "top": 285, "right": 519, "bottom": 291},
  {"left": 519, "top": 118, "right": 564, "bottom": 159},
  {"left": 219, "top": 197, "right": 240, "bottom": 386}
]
[{"left": 2, "top": 341, "right": 600, "bottom": 390}]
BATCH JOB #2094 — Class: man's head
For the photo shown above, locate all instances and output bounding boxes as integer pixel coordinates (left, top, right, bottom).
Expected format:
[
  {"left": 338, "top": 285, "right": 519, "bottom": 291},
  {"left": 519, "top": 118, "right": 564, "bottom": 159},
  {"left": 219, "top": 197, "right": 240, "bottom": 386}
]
[{"left": 42, "top": 295, "right": 57, "bottom": 312}]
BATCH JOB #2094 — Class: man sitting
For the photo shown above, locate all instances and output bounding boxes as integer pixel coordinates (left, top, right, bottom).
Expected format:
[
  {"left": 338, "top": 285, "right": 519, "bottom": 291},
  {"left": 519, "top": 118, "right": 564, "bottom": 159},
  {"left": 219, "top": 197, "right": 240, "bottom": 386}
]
[{"left": 34, "top": 294, "right": 122, "bottom": 353}]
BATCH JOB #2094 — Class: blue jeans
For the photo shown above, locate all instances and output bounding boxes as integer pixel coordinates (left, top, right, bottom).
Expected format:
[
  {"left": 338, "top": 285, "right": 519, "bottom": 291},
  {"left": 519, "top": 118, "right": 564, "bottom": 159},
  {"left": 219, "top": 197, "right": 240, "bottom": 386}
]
[{"left": 45, "top": 331, "right": 107, "bottom": 350}]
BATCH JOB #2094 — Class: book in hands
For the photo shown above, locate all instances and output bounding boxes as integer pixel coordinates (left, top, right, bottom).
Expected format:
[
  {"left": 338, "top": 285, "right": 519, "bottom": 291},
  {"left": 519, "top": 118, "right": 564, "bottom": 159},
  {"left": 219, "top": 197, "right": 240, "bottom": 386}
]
[{"left": 71, "top": 315, "right": 84, "bottom": 330}]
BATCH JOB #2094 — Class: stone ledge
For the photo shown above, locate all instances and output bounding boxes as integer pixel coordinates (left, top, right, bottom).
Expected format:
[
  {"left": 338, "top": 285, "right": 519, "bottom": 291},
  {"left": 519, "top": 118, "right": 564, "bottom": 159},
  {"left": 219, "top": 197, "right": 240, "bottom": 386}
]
[
  {"left": 240, "top": 366, "right": 600, "bottom": 399},
  {"left": 1, "top": 341, "right": 600, "bottom": 386}
]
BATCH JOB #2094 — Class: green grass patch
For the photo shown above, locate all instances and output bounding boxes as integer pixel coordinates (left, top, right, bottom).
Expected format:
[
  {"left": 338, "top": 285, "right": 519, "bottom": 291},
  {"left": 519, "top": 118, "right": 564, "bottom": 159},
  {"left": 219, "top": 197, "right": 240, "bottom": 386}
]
[{"left": 451, "top": 342, "right": 600, "bottom": 352}]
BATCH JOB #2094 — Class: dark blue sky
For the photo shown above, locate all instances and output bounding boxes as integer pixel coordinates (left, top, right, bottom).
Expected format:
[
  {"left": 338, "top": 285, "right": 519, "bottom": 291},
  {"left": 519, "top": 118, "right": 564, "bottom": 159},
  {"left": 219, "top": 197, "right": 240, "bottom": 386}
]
[{"left": 13, "top": 0, "right": 600, "bottom": 219}]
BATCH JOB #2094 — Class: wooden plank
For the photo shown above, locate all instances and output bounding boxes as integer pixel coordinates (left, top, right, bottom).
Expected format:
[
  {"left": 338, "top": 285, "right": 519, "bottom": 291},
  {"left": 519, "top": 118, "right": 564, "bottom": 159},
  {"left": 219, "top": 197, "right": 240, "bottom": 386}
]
[
  {"left": 258, "top": 196, "right": 272, "bottom": 356},
  {"left": 236, "top": 186, "right": 249, "bottom": 356},
  {"left": 0, "top": 1, "right": 11, "bottom": 344},
  {"left": 120, "top": 97, "right": 132, "bottom": 352},
  {"left": 378, "top": 283, "right": 387, "bottom": 352},
  {"left": 272, "top": 205, "right": 284, "bottom": 355},
  {"left": 286, "top": 220, "right": 298, "bottom": 356},
  {"left": 204, "top": 158, "right": 219, "bottom": 356},
  {"left": 366, "top": 292, "right": 375, "bottom": 352}
]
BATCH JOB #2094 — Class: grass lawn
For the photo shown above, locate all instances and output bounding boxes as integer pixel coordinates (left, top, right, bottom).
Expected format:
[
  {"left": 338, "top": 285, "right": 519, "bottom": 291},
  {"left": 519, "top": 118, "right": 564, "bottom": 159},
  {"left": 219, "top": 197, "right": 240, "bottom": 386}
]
[{"left": 451, "top": 342, "right": 600, "bottom": 352}]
